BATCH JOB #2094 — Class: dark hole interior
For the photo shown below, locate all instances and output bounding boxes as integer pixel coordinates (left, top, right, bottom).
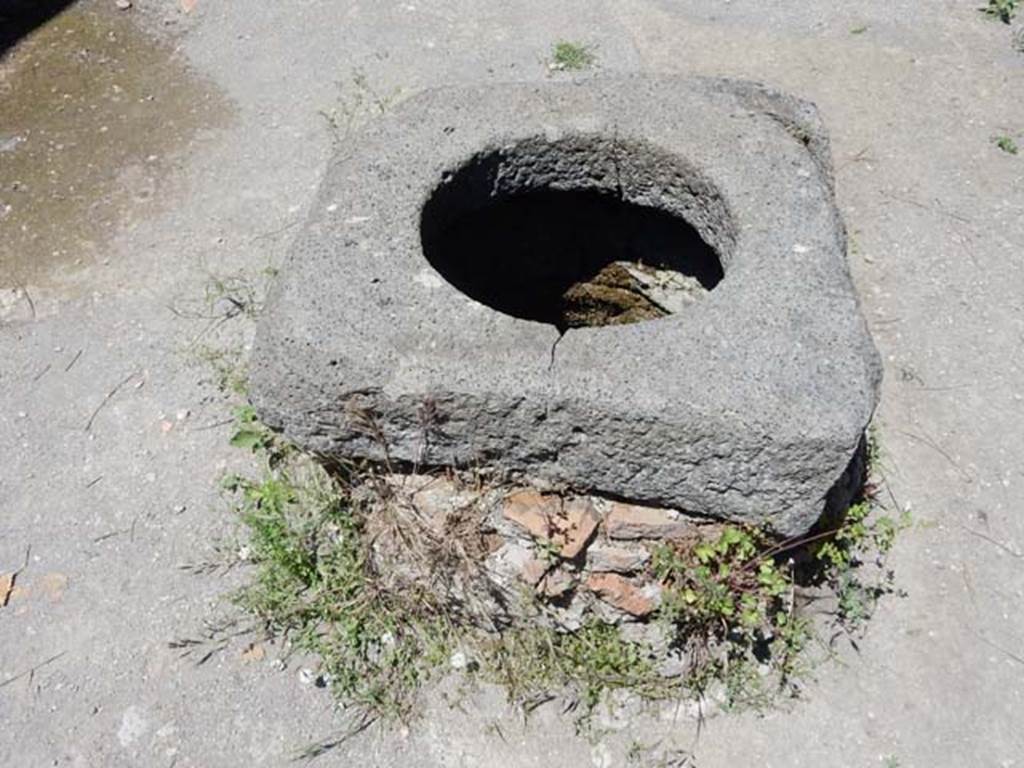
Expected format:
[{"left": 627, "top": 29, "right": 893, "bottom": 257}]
[{"left": 420, "top": 187, "right": 724, "bottom": 330}]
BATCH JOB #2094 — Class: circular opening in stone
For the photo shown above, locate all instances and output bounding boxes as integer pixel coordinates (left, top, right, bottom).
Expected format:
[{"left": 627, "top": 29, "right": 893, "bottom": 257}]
[{"left": 419, "top": 143, "right": 725, "bottom": 330}]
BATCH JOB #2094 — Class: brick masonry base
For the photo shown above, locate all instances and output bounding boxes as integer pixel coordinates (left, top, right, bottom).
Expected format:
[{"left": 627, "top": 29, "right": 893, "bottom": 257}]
[{"left": 360, "top": 473, "right": 726, "bottom": 633}]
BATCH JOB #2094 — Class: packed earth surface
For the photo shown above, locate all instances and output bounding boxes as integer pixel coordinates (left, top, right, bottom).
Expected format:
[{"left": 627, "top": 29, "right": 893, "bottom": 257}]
[{"left": 2, "top": 1, "right": 1024, "bottom": 767}]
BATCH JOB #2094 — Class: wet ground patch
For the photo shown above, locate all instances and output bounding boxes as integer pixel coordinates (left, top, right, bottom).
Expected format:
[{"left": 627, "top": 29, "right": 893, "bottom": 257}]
[{"left": 0, "top": 2, "right": 228, "bottom": 289}]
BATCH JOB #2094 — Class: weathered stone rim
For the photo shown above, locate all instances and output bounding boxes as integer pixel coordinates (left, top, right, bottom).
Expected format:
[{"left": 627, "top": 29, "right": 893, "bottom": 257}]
[{"left": 417, "top": 135, "right": 731, "bottom": 328}]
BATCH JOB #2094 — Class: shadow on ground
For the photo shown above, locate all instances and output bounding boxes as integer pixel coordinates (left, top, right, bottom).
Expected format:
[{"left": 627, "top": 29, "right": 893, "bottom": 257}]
[{"left": 0, "top": 0, "right": 79, "bottom": 56}]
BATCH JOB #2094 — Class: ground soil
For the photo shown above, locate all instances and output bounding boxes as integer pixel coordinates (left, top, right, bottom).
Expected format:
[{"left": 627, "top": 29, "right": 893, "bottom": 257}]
[{"left": 2, "top": 1, "right": 1023, "bottom": 766}]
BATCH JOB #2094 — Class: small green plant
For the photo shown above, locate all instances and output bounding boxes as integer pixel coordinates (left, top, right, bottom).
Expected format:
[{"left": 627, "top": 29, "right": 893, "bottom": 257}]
[
  {"left": 176, "top": 264, "right": 278, "bottom": 398},
  {"left": 650, "top": 525, "right": 803, "bottom": 704},
  {"left": 653, "top": 526, "right": 788, "bottom": 641},
  {"left": 172, "top": 266, "right": 277, "bottom": 324},
  {"left": 549, "top": 41, "right": 596, "bottom": 72},
  {"left": 224, "top": 440, "right": 453, "bottom": 721},
  {"left": 980, "top": 0, "right": 1018, "bottom": 23},
  {"left": 815, "top": 500, "right": 912, "bottom": 628},
  {"left": 534, "top": 536, "right": 563, "bottom": 565},
  {"left": 850, "top": 24, "right": 869, "bottom": 35},
  {"left": 994, "top": 135, "right": 1019, "bottom": 154},
  {"left": 319, "top": 69, "right": 402, "bottom": 145},
  {"left": 202, "top": 270, "right": 268, "bottom": 320},
  {"left": 485, "top": 621, "right": 665, "bottom": 715},
  {"left": 647, "top": 434, "right": 910, "bottom": 699},
  {"left": 191, "top": 344, "right": 249, "bottom": 396},
  {"left": 228, "top": 404, "right": 275, "bottom": 452}
]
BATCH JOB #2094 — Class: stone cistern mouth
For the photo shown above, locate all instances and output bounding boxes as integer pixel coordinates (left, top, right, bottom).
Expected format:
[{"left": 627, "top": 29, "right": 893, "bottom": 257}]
[
  {"left": 253, "top": 76, "right": 880, "bottom": 539},
  {"left": 419, "top": 139, "right": 725, "bottom": 331}
]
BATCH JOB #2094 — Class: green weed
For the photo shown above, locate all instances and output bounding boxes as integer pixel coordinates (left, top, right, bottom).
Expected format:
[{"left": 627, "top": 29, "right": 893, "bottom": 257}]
[
  {"left": 172, "top": 266, "right": 277, "bottom": 324},
  {"left": 228, "top": 404, "right": 274, "bottom": 453},
  {"left": 176, "top": 265, "right": 278, "bottom": 398},
  {"left": 319, "top": 69, "right": 402, "bottom": 146},
  {"left": 534, "top": 536, "right": 564, "bottom": 566},
  {"left": 484, "top": 621, "right": 666, "bottom": 716},
  {"left": 814, "top": 500, "right": 913, "bottom": 629},
  {"left": 225, "top": 443, "right": 453, "bottom": 721},
  {"left": 653, "top": 526, "right": 788, "bottom": 640},
  {"left": 980, "top": 0, "right": 1018, "bottom": 23},
  {"left": 549, "top": 41, "right": 596, "bottom": 72},
  {"left": 191, "top": 344, "right": 249, "bottom": 396},
  {"left": 994, "top": 135, "right": 1019, "bottom": 155}
]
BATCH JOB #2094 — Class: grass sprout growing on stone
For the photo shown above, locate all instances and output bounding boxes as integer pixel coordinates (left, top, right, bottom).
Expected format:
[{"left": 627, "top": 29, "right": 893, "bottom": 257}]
[
  {"left": 549, "top": 41, "right": 596, "bottom": 71},
  {"left": 980, "top": 0, "right": 1018, "bottom": 23},
  {"left": 218, "top": 408, "right": 910, "bottom": 740}
]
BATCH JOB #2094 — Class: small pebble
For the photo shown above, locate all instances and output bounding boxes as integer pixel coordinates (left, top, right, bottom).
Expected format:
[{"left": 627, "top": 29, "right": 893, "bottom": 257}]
[
  {"left": 297, "top": 668, "right": 315, "bottom": 685},
  {"left": 115, "top": 0, "right": 132, "bottom": 9},
  {"left": 449, "top": 650, "right": 467, "bottom": 670}
]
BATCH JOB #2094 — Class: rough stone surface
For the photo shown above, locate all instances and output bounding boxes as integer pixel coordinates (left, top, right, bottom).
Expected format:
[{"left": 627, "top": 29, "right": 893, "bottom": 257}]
[
  {"left": 586, "top": 543, "right": 651, "bottom": 574},
  {"left": 501, "top": 489, "right": 556, "bottom": 539},
  {"left": 487, "top": 542, "right": 548, "bottom": 588},
  {"left": 538, "top": 568, "right": 576, "bottom": 599},
  {"left": 553, "top": 498, "right": 600, "bottom": 558},
  {"left": 605, "top": 501, "right": 695, "bottom": 540},
  {"left": 586, "top": 573, "right": 660, "bottom": 617},
  {"left": 250, "top": 74, "right": 881, "bottom": 537},
  {"left": 408, "top": 476, "right": 472, "bottom": 520}
]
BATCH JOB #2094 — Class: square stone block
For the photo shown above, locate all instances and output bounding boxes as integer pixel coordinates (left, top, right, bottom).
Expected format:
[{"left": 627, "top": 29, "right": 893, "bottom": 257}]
[{"left": 251, "top": 75, "right": 881, "bottom": 537}]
